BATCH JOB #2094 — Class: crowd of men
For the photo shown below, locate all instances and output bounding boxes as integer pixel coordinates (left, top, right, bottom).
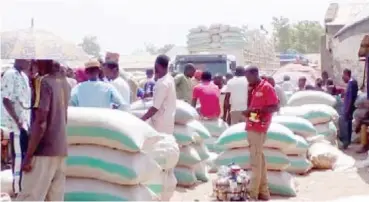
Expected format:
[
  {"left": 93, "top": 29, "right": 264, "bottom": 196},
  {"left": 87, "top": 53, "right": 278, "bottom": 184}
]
[{"left": 1, "top": 53, "right": 367, "bottom": 201}]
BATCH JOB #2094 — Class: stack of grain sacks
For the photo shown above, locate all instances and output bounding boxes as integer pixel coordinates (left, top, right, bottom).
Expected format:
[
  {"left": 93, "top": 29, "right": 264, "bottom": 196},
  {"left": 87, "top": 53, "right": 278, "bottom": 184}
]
[
  {"left": 354, "top": 93, "right": 369, "bottom": 133},
  {"left": 202, "top": 119, "right": 228, "bottom": 154},
  {"left": 215, "top": 122, "right": 299, "bottom": 197},
  {"left": 65, "top": 107, "right": 165, "bottom": 201},
  {"left": 187, "top": 24, "right": 245, "bottom": 52}
]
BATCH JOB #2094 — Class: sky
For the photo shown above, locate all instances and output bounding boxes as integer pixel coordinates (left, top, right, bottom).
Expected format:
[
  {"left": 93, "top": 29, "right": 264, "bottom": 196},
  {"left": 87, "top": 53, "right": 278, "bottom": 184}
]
[{"left": 0, "top": 0, "right": 363, "bottom": 54}]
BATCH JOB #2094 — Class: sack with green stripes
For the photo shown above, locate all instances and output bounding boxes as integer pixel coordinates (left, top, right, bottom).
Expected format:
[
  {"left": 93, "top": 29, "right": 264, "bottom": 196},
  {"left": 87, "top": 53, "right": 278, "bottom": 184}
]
[
  {"left": 67, "top": 107, "right": 162, "bottom": 152},
  {"left": 204, "top": 137, "right": 225, "bottom": 153},
  {"left": 314, "top": 121, "right": 337, "bottom": 145},
  {"left": 186, "top": 120, "right": 211, "bottom": 142},
  {"left": 216, "top": 122, "right": 297, "bottom": 150},
  {"left": 194, "top": 162, "right": 209, "bottom": 182},
  {"left": 192, "top": 143, "right": 210, "bottom": 161},
  {"left": 260, "top": 171, "right": 297, "bottom": 197},
  {"left": 67, "top": 145, "right": 161, "bottom": 185},
  {"left": 144, "top": 170, "right": 177, "bottom": 201},
  {"left": 280, "top": 104, "right": 338, "bottom": 125},
  {"left": 174, "top": 167, "right": 197, "bottom": 187},
  {"left": 177, "top": 145, "right": 202, "bottom": 168},
  {"left": 215, "top": 148, "right": 290, "bottom": 171},
  {"left": 201, "top": 119, "right": 228, "bottom": 137},
  {"left": 282, "top": 135, "right": 309, "bottom": 156},
  {"left": 65, "top": 178, "right": 158, "bottom": 201},
  {"left": 286, "top": 155, "right": 312, "bottom": 174},
  {"left": 272, "top": 115, "right": 317, "bottom": 138},
  {"left": 173, "top": 125, "right": 196, "bottom": 146},
  {"left": 287, "top": 90, "right": 336, "bottom": 107}
]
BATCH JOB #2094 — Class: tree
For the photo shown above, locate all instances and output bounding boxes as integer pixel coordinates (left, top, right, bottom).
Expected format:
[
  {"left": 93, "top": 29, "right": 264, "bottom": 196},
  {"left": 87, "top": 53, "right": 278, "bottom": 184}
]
[
  {"left": 144, "top": 43, "right": 175, "bottom": 55},
  {"left": 271, "top": 16, "right": 324, "bottom": 53},
  {"left": 79, "top": 36, "right": 101, "bottom": 58}
]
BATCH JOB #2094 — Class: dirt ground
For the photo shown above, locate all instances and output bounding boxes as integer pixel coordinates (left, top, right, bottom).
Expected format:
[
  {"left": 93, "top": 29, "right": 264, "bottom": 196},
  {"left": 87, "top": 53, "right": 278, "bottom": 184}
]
[{"left": 172, "top": 145, "right": 369, "bottom": 201}]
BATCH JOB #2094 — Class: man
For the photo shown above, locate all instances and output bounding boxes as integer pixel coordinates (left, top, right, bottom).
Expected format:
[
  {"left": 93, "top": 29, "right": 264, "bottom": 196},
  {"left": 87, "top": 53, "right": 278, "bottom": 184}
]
[
  {"left": 1, "top": 59, "right": 31, "bottom": 195},
  {"left": 141, "top": 55, "right": 176, "bottom": 134},
  {"left": 103, "top": 61, "right": 131, "bottom": 104},
  {"left": 70, "top": 59, "right": 127, "bottom": 109},
  {"left": 244, "top": 66, "right": 279, "bottom": 201},
  {"left": 296, "top": 76, "right": 307, "bottom": 91},
  {"left": 223, "top": 67, "right": 248, "bottom": 125},
  {"left": 141, "top": 69, "right": 156, "bottom": 98},
  {"left": 340, "top": 68, "right": 358, "bottom": 150},
  {"left": 321, "top": 70, "right": 329, "bottom": 87},
  {"left": 267, "top": 76, "right": 287, "bottom": 107},
  {"left": 281, "top": 75, "right": 294, "bottom": 91},
  {"left": 225, "top": 73, "right": 234, "bottom": 84},
  {"left": 61, "top": 65, "right": 77, "bottom": 88},
  {"left": 16, "top": 61, "right": 70, "bottom": 201},
  {"left": 192, "top": 71, "right": 221, "bottom": 119},
  {"left": 192, "top": 70, "right": 202, "bottom": 86},
  {"left": 315, "top": 78, "right": 324, "bottom": 91},
  {"left": 174, "top": 63, "right": 196, "bottom": 103}
]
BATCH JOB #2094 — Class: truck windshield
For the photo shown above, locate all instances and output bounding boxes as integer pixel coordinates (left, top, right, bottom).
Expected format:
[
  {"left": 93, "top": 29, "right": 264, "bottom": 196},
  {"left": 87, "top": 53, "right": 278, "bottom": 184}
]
[{"left": 176, "top": 61, "right": 227, "bottom": 76}]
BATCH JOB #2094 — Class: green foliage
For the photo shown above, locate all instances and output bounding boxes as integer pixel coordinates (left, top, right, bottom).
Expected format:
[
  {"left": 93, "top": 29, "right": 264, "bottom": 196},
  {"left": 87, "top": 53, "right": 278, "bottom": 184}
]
[
  {"left": 271, "top": 16, "right": 324, "bottom": 53},
  {"left": 79, "top": 36, "right": 101, "bottom": 58}
]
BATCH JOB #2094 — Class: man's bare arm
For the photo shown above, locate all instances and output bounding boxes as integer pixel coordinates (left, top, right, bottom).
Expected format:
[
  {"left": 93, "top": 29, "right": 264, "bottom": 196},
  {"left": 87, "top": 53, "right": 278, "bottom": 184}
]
[
  {"left": 141, "top": 107, "right": 158, "bottom": 121},
  {"left": 3, "top": 98, "right": 21, "bottom": 127},
  {"left": 25, "top": 109, "right": 47, "bottom": 159}
]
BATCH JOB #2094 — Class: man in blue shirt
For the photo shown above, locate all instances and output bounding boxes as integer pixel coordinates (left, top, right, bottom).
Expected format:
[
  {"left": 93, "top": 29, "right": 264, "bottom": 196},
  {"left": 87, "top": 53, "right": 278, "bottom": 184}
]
[
  {"left": 340, "top": 68, "right": 358, "bottom": 150},
  {"left": 143, "top": 69, "right": 155, "bottom": 98},
  {"left": 69, "top": 59, "right": 128, "bottom": 110}
]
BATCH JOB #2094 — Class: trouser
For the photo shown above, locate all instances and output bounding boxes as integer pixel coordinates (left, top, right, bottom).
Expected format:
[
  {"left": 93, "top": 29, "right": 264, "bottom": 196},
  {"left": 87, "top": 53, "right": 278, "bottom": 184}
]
[
  {"left": 339, "top": 116, "right": 353, "bottom": 146},
  {"left": 16, "top": 156, "right": 66, "bottom": 201},
  {"left": 230, "top": 111, "right": 244, "bottom": 125},
  {"left": 10, "top": 129, "right": 29, "bottom": 194},
  {"left": 247, "top": 131, "right": 269, "bottom": 198}
]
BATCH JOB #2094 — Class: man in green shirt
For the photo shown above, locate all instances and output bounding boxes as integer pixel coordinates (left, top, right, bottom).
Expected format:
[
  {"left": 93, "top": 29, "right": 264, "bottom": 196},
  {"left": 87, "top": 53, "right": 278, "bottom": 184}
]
[{"left": 174, "top": 63, "right": 196, "bottom": 103}]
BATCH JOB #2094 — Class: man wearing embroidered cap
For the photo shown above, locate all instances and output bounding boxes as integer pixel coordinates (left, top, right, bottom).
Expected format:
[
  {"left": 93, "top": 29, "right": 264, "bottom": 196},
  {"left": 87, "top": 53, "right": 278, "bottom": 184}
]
[{"left": 69, "top": 59, "right": 127, "bottom": 109}]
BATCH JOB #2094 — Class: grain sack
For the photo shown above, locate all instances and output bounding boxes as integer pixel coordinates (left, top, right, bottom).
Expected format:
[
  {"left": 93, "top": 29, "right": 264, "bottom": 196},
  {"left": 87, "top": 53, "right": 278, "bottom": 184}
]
[
  {"left": 204, "top": 137, "right": 225, "bottom": 153},
  {"left": 144, "top": 170, "right": 177, "bottom": 201},
  {"left": 216, "top": 122, "right": 297, "bottom": 150},
  {"left": 130, "top": 99, "right": 199, "bottom": 124},
  {"left": 67, "top": 145, "right": 161, "bottom": 185},
  {"left": 193, "top": 143, "right": 210, "bottom": 160},
  {"left": 144, "top": 134, "right": 179, "bottom": 170},
  {"left": 174, "top": 167, "right": 197, "bottom": 187},
  {"left": 0, "top": 170, "right": 13, "bottom": 194},
  {"left": 173, "top": 125, "right": 196, "bottom": 146},
  {"left": 65, "top": 178, "right": 157, "bottom": 201},
  {"left": 187, "top": 32, "right": 211, "bottom": 40},
  {"left": 315, "top": 121, "right": 337, "bottom": 144},
  {"left": 67, "top": 107, "right": 161, "bottom": 152},
  {"left": 280, "top": 105, "right": 337, "bottom": 124},
  {"left": 286, "top": 155, "right": 312, "bottom": 174},
  {"left": 187, "top": 120, "right": 211, "bottom": 141},
  {"left": 265, "top": 171, "right": 297, "bottom": 197},
  {"left": 272, "top": 115, "right": 317, "bottom": 138},
  {"left": 287, "top": 90, "right": 336, "bottom": 106},
  {"left": 307, "top": 142, "right": 341, "bottom": 169},
  {"left": 353, "top": 108, "right": 369, "bottom": 120},
  {"left": 194, "top": 162, "right": 209, "bottom": 182},
  {"left": 220, "top": 32, "right": 244, "bottom": 38},
  {"left": 206, "top": 152, "right": 219, "bottom": 173},
  {"left": 282, "top": 135, "right": 309, "bottom": 156},
  {"left": 201, "top": 119, "right": 228, "bottom": 137},
  {"left": 354, "top": 93, "right": 368, "bottom": 108},
  {"left": 215, "top": 148, "right": 290, "bottom": 171},
  {"left": 178, "top": 145, "right": 202, "bottom": 168},
  {"left": 130, "top": 109, "right": 146, "bottom": 118}
]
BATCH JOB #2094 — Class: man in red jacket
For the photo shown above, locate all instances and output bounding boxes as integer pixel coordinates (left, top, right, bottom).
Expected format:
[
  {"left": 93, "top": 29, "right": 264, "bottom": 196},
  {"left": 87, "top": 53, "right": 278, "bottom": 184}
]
[{"left": 244, "top": 66, "right": 279, "bottom": 201}]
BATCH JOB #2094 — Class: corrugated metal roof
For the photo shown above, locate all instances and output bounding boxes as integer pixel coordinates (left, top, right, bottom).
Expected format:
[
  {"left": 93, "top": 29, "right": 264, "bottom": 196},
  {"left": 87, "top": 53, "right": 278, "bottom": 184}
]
[{"left": 326, "top": 2, "right": 369, "bottom": 26}]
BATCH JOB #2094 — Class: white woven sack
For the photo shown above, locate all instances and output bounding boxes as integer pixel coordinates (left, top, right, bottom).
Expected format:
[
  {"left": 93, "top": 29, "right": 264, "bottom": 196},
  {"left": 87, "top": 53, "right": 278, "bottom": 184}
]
[
  {"left": 65, "top": 178, "right": 158, "bottom": 201},
  {"left": 262, "top": 171, "right": 297, "bottom": 197},
  {"left": 187, "top": 38, "right": 211, "bottom": 46},
  {"left": 201, "top": 118, "right": 228, "bottom": 137},
  {"left": 144, "top": 170, "right": 177, "bottom": 201},
  {"left": 67, "top": 145, "right": 161, "bottom": 185},
  {"left": 210, "top": 42, "right": 222, "bottom": 49},
  {"left": 67, "top": 107, "right": 161, "bottom": 152},
  {"left": 187, "top": 32, "right": 211, "bottom": 40},
  {"left": 287, "top": 90, "right": 336, "bottom": 107},
  {"left": 220, "top": 32, "right": 244, "bottom": 38},
  {"left": 219, "top": 24, "right": 230, "bottom": 32},
  {"left": 211, "top": 34, "right": 221, "bottom": 42},
  {"left": 354, "top": 93, "right": 367, "bottom": 108},
  {"left": 307, "top": 142, "right": 341, "bottom": 169},
  {"left": 209, "top": 23, "right": 222, "bottom": 29},
  {"left": 194, "top": 162, "right": 209, "bottom": 182},
  {"left": 205, "top": 152, "right": 219, "bottom": 173},
  {"left": 286, "top": 155, "right": 312, "bottom": 174},
  {"left": 280, "top": 105, "right": 337, "bottom": 125},
  {"left": 272, "top": 115, "right": 317, "bottom": 138},
  {"left": 174, "top": 167, "right": 197, "bottom": 187},
  {"left": 178, "top": 145, "right": 202, "bottom": 168},
  {"left": 354, "top": 108, "right": 369, "bottom": 120},
  {"left": 144, "top": 133, "right": 180, "bottom": 170},
  {"left": 229, "top": 26, "right": 242, "bottom": 32},
  {"left": 282, "top": 135, "right": 309, "bottom": 156}
]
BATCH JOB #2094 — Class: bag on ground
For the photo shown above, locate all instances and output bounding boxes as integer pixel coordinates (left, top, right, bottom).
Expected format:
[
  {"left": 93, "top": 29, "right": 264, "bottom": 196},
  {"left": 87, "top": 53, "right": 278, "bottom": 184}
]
[
  {"left": 144, "top": 170, "right": 177, "bottom": 201},
  {"left": 67, "top": 107, "right": 161, "bottom": 152},
  {"left": 144, "top": 134, "right": 179, "bottom": 170},
  {"left": 265, "top": 171, "right": 297, "bottom": 197},
  {"left": 194, "top": 162, "right": 209, "bottom": 182},
  {"left": 187, "top": 120, "right": 211, "bottom": 141},
  {"left": 65, "top": 178, "right": 157, "bottom": 201},
  {"left": 178, "top": 145, "right": 202, "bottom": 168},
  {"left": 286, "top": 155, "right": 312, "bottom": 174},
  {"left": 216, "top": 122, "right": 297, "bottom": 150},
  {"left": 206, "top": 152, "right": 219, "bottom": 173},
  {"left": 173, "top": 125, "right": 196, "bottom": 146},
  {"left": 287, "top": 90, "right": 336, "bottom": 107},
  {"left": 204, "top": 137, "right": 225, "bottom": 153},
  {"left": 67, "top": 145, "right": 161, "bottom": 185},
  {"left": 193, "top": 143, "right": 210, "bottom": 160},
  {"left": 307, "top": 142, "right": 341, "bottom": 169},
  {"left": 174, "top": 167, "right": 197, "bottom": 187},
  {"left": 282, "top": 135, "right": 309, "bottom": 156},
  {"left": 215, "top": 148, "right": 290, "bottom": 171},
  {"left": 315, "top": 121, "right": 337, "bottom": 144},
  {"left": 272, "top": 116, "right": 317, "bottom": 138},
  {"left": 201, "top": 119, "right": 228, "bottom": 137}
]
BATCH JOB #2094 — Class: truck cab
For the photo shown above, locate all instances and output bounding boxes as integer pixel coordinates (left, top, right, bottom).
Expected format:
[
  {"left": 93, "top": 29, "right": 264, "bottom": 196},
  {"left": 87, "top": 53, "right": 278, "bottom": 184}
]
[{"left": 172, "top": 54, "right": 236, "bottom": 76}]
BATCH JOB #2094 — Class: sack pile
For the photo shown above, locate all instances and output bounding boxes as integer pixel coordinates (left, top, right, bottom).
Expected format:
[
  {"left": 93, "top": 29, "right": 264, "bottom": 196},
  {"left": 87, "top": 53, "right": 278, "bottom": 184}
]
[
  {"left": 66, "top": 107, "right": 165, "bottom": 201},
  {"left": 214, "top": 122, "right": 299, "bottom": 196},
  {"left": 187, "top": 24, "right": 246, "bottom": 52},
  {"left": 354, "top": 93, "right": 369, "bottom": 122},
  {"left": 287, "top": 91, "right": 337, "bottom": 107},
  {"left": 201, "top": 119, "right": 228, "bottom": 154}
]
